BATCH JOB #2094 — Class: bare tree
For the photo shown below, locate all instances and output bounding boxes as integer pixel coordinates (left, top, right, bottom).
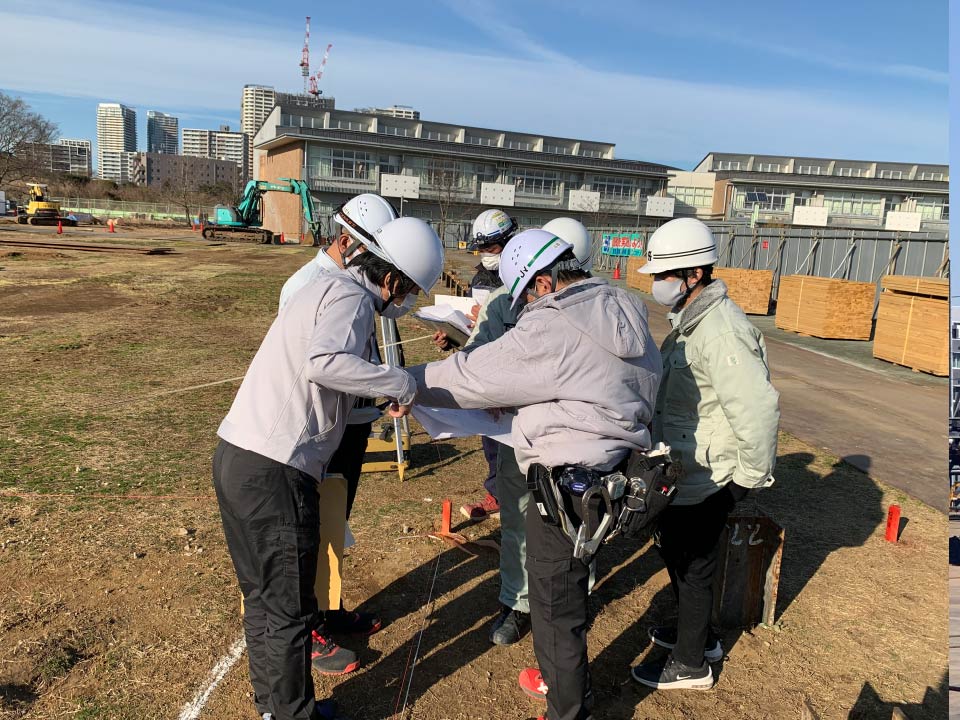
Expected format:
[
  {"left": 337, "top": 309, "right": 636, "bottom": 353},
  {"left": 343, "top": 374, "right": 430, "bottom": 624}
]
[
  {"left": 426, "top": 159, "right": 471, "bottom": 244},
  {"left": 0, "top": 92, "right": 58, "bottom": 188}
]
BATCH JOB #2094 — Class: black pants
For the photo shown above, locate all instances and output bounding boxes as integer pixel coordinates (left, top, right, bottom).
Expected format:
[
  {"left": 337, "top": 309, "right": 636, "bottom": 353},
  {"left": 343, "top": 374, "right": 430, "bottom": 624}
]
[
  {"left": 326, "top": 421, "right": 372, "bottom": 520},
  {"left": 656, "top": 487, "right": 733, "bottom": 667},
  {"left": 525, "top": 500, "right": 593, "bottom": 720},
  {"left": 213, "top": 439, "right": 321, "bottom": 720}
]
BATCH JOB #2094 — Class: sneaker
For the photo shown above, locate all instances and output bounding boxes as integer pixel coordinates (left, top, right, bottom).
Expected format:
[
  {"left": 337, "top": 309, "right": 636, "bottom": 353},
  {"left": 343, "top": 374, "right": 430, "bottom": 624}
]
[
  {"left": 314, "top": 700, "right": 337, "bottom": 719},
  {"left": 324, "top": 608, "right": 382, "bottom": 636},
  {"left": 311, "top": 629, "right": 360, "bottom": 675},
  {"left": 518, "top": 667, "right": 548, "bottom": 700},
  {"left": 489, "top": 604, "right": 530, "bottom": 645},
  {"left": 648, "top": 626, "right": 723, "bottom": 663},
  {"left": 630, "top": 655, "right": 714, "bottom": 690},
  {"left": 461, "top": 493, "right": 500, "bottom": 520}
]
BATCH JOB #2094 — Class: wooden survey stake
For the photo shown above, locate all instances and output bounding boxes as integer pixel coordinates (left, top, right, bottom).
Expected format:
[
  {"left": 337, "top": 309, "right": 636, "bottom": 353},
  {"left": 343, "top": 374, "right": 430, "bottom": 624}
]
[
  {"left": 712, "top": 512, "right": 784, "bottom": 628},
  {"left": 315, "top": 473, "right": 348, "bottom": 611}
]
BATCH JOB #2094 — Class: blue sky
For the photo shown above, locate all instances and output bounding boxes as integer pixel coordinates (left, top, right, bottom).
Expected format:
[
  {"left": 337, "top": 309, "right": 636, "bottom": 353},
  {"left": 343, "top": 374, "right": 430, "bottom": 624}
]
[{"left": 0, "top": 0, "right": 948, "bottom": 170}]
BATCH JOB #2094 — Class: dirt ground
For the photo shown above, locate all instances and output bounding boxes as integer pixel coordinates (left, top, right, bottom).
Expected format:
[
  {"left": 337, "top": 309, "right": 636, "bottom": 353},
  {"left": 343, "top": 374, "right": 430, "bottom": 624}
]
[{"left": 0, "top": 225, "right": 947, "bottom": 720}]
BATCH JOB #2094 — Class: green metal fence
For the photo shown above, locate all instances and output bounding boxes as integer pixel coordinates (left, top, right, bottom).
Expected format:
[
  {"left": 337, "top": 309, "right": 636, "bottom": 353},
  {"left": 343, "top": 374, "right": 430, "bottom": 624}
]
[{"left": 52, "top": 197, "right": 218, "bottom": 222}]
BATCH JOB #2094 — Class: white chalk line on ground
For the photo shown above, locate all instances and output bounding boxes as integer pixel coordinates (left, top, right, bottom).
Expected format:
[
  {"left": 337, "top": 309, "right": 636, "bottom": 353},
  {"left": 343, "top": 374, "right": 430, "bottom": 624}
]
[{"left": 178, "top": 636, "right": 246, "bottom": 720}]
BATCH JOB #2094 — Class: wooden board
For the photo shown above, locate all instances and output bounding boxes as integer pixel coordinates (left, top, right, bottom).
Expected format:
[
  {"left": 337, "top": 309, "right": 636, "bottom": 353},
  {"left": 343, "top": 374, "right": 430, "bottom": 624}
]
[
  {"left": 775, "top": 275, "right": 875, "bottom": 340},
  {"left": 625, "top": 255, "right": 653, "bottom": 293},
  {"left": 874, "top": 291, "right": 948, "bottom": 376},
  {"left": 880, "top": 275, "right": 948, "bottom": 299},
  {"left": 712, "top": 513, "right": 784, "bottom": 628},
  {"left": 713, "top": 268, "right": 773, "bottom": 315},
  {"left": 315, "top": 473, "right": 348, "bottom": 611}
]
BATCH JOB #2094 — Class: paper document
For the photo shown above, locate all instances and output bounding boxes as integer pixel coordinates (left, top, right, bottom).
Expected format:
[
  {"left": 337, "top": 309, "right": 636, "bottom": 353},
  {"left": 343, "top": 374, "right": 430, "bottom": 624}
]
[
  {"left": 434, "top": 294, "right": 480, "bottom": 315},
  {"left": 412, "top": 406, "right": 514, "bottom": 446},
  {"left": 414, "top": 305, "right": 472, "bottom": 346},
  {"left": 471, "top": 288, "right": 491, "bottom": 306}
]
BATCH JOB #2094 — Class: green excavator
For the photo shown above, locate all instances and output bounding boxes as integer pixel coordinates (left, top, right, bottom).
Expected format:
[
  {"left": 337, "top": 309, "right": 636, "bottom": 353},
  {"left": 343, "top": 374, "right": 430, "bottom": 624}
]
[{"left": 202, "top": 178, "right": 321, "bottom": 245}]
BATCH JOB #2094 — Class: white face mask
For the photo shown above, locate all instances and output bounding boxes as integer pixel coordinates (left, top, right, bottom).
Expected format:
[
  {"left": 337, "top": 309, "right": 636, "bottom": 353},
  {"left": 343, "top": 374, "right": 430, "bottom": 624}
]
[
  {"left": 380, "top": 292, "right": 417, "bottom": 319},
  {"left": 652, "top": 277, "right": 688, "bottom": 307},
  {"left": 480, "top": 253, "right": 501, "bottom": 271}
]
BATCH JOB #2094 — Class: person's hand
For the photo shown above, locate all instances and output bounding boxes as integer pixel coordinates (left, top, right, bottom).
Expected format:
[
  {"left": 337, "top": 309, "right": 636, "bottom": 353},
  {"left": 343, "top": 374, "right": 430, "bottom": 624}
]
[
  {"left": 432, "top": 331, "right": 453, "bottom": 351},
  {"left": 487, "top": 408, "right": 505, "bottom": 420},
  {"left": 388, "top": 402, "right": 412, "bottom": 418},
  {"left": 468, "top": 303, "right": 481, "bottom": 323}
]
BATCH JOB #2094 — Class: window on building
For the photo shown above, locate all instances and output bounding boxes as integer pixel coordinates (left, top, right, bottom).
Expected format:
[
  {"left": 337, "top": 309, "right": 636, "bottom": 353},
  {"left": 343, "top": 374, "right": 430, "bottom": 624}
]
[
  {"left": 591, "top": 175, "right": 636, "bottom": 202},
  {"left": 919, "top": 171, "right": 945, "bottom": 181},
  {"left": 334, "top": 119, "right": 364, "bottom": 131},
  {"left": 465, "top": 134, "right": 496, "bottom": 147},
  {"left": 714, "top": 160, "right": 741, "bottom": 171},
  {"left": 423, "top": 130, "right": 454, "bottom": 142},
  {"left": 884, "top": 197, "right": 902, "bottom": 213},
  {"left": 915, "top": 196, "right": 949, "bottom": 222},
  {"left": 378, "top": 124, "right": 413, "bottom": 137},
  {"left": 512, "top": 168, "right": 561, "bottom": 196},
  {"left": 669, "top": 186, "right": 713, "bottom": 208},
  {"left": 580, "top": 148, "right": 604, "bottom": 158},
  {"left": 877, "top": 169, "right": 903, "bottom": 180},
  {"left": 734, "top": 186, "right": 790, "bottom": 212},
  {"left": 544, "top": 144, "right": 573, "bottom": 155},
  {"left": 822, "top": 192, "right": 883, "bottom": 216},
  {"left": 379, "top": 154, "right": 402, "bottom": 176},
  {"left": 505, "top": 139, "right": 533, "bottom": 151},
  {"left": 834, "top": 166, "right": 865, "bottom": 177},
  {"left": 953, "top": 324, "right": 959, "bottom": 340},
  {"left": 796, "top": 165, "right": 824, "bottom": 175},
  {"left": 755, "top": 162, "right": 783, "bottom": 173},
  {"left": 308, "top": 147, "right": 373, "bottom": 180}
]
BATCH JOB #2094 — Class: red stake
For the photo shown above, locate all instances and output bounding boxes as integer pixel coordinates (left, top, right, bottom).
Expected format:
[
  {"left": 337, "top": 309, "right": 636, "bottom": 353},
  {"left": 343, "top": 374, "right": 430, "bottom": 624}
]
[
  {"left": 885, "top": 504, "right": 901, "bottom": 542},
  {"left": 612, "top": 261, "right": 621, "bottom": 280},
  {"left": 57, "top": 220, "right": 63, "bottom": 235},
  {"left": 440, "top": 499, "right": 452, "bottom": 535}
]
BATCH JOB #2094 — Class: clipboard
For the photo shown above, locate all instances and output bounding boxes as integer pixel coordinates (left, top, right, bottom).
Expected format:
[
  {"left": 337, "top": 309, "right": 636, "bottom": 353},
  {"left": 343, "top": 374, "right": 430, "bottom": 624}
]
[{"left": 413, "top": 315, "right": 470, "bottom": 347}]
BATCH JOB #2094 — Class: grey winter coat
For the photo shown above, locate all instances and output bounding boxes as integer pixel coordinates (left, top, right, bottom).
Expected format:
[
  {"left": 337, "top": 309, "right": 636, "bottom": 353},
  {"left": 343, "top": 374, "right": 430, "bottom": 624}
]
[{"left": 407, "top": 278, "right": 662, "bottom": 474}]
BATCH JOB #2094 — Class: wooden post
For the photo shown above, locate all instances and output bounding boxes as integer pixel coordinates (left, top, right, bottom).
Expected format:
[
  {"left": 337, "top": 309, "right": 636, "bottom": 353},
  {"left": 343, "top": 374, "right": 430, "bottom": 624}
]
[{"left": 712, "top": 512, "right": 784, "bottom": 628}]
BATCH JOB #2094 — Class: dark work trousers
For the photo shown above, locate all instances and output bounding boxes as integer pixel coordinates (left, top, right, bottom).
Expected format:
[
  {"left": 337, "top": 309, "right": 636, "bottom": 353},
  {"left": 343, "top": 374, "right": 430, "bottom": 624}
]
[
  {"left": 655, "top": 487, "right": 733, "bottom": 667},
  {"left": 525, "top": 499, "right": 595, "bottom": 720},
  {"left": 481, "top": 435, "right": 500, "bottom": 500},
  {"left": 326, "top": 421, "right": 373, "bottom": 520},
  {"left": 212, "top": 439, "right": 322, "bottom": 720}
]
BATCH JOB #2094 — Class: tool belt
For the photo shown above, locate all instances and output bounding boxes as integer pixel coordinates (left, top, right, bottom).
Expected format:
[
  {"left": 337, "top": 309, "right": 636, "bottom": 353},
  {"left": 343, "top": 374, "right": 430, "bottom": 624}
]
[{"left": 527, "top": 443, "right": 680, "bottom": 564}]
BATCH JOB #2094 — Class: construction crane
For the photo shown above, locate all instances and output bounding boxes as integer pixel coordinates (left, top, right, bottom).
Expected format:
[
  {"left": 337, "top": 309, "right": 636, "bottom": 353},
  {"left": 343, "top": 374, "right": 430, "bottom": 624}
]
[
  {"left": 300, "top": 16, "right": 312, "bottom": 94},
  {"left": 202, "top": 178, "right": 322, "bottom": 244},
  {"left": 309, "top": 43, "right": 333, "bottom": 97}
]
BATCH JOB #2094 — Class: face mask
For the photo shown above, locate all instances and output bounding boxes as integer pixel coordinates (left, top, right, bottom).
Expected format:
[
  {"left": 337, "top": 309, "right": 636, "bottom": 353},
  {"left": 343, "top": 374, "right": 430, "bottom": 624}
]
[
  {"left": 380, "top": 292, "right": 417, "bottom": 319},
  {"left": 480, "top": 253, "right": 501, "bottom": 271},
  {"left": 652, "top": 277, "right": 689, "bottom": 307}
]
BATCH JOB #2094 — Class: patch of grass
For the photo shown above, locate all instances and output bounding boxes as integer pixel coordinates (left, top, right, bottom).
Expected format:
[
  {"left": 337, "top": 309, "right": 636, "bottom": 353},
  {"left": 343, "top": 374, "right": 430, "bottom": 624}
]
[{"left": 36, "top": 644, "right": 85, "bottom": 685}]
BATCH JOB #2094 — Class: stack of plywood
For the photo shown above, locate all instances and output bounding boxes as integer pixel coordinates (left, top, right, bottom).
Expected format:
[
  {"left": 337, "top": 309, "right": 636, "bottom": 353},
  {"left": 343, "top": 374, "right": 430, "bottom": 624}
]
[
  {"left": 713, "top": 268, "right": 773, "bottom": 315},
  {"left": 625, "top": 255, "right": 653, "bottom": 293},
  {"left": 873, "top": 275, "right": 948, "bottom": 376},
  {"left": 775, "top": 275, "right": 875, "bottom": 340}
]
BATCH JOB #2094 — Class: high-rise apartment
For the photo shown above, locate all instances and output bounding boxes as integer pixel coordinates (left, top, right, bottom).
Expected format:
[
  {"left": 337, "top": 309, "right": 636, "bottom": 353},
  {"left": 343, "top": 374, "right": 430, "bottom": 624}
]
[
  {"left": 96, "top": 103, "right": 137, "bottom": 181},
  {"left": 182, "top": 127, "right": 249, "bottom": 178},
  {"left": 355, "top": 105, "right": 420, "bottom": 120},
  {"left": 147, "top": 111, "right": 179, "bottom": 154}
]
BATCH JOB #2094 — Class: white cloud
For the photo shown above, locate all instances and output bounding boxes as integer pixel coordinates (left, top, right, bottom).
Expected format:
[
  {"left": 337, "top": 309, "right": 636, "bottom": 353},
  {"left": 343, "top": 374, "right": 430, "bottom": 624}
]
[{"left": 0, "top": 0, "right": 947, "bottom": 166}]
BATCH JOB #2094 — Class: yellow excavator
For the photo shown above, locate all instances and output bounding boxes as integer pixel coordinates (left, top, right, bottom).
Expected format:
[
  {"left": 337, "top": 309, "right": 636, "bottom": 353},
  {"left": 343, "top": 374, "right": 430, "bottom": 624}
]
[{"left": 16, "top": 183, "right": 76, "bottom": 226}]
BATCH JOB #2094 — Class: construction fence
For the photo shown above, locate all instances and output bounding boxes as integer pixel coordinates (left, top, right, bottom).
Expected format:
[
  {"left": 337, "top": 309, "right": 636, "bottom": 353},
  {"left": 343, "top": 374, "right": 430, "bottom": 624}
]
[
  {"left": 52, "top": 197, "right": 218, "bottom": 223},
  {"left": 591, "top": 223, "right": 949, "bottom": 307}
]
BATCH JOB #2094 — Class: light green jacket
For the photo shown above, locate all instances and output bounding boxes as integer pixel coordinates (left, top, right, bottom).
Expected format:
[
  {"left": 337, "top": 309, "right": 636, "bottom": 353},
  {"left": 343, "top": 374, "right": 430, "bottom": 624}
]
[{"left": 653, "top": 280, "right": 780, "bottom": 505}]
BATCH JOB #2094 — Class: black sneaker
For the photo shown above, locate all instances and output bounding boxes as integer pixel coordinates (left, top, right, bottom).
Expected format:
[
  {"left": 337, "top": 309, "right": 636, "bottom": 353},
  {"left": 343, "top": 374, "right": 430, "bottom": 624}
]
[
  {"left": 489, "top": 604, "right": 530, "bottom": 645},
  {"left": 311, "top": 629, "right": 360, "bottom": 675},
  {"left": 631, "top": 655, "right": 714, "bottom": 690},
  {"left": 324, "top": 608, "right": 383, "bottom": 636},
  {"left": 648, "top": 626, "right": 723, "bottom": 663}
]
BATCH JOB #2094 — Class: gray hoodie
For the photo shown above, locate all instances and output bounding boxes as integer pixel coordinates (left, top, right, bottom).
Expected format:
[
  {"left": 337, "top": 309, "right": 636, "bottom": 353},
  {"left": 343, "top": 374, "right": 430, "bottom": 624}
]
[
  {"left": 218, "top": 267, "right": 416, "bottom": 480},
  {"left": 408, "top": 278, "right": 661, "bottom": 474}
]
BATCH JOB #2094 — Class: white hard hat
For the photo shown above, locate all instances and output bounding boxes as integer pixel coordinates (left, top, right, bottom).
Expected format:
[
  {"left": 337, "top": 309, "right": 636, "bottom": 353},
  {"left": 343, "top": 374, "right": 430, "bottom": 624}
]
[
  {"left": 499, "top": 229, "right": 574, "bottom": 308},
  {"left": 639, "top": 218, "right": 718, "bottom": 275},
  {"left": 334, "top": 193, "right": 399, "bottom": 247},
  {"left": 469, "top": 208, "right": 517, "bottom": 249},
  {"left": 542, "top": 217, "right": 593, "bottom": 272},
  {"left": 368, "top": 217, "right": 444, "bottom": 293}
]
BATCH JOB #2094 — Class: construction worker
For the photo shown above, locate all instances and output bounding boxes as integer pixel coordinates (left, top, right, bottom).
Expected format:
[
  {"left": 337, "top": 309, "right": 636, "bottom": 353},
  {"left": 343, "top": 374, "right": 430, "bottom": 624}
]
[
  {"left": 449, "top": 208, "right": 519, "bottom": 520},
  {"left": 629, "top": 218, "right": 780, "bottom": 691},
  {"left": 213, "top": 217, "right": 443, "bottom": 720},
  {"left": 278, "top": 194, "right": 402, "bottom": 673},
  {"left": 408, "top": 228, "right": 661, "bottom": 720}
]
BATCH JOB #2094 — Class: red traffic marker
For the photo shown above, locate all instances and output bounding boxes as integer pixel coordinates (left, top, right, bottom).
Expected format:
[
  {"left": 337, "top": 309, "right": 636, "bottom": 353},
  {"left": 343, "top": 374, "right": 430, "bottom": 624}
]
[
  {"left": 612, "top": 261, "right": 622, "bottom": 280},
  {"left": 885, "top": 504, "right": 901, "bottom": 542},
  {"left": 440, "top": 498, "right": 452, "bottom": 535},
  {"left": 57, "top": 220, "right": 63, "bottom": 235}
]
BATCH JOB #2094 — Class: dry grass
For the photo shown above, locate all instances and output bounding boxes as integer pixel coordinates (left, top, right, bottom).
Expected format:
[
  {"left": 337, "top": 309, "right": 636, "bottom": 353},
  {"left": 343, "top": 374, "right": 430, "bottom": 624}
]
[{"left": 0, "top": 229, "right": 947, "bottom": 720}]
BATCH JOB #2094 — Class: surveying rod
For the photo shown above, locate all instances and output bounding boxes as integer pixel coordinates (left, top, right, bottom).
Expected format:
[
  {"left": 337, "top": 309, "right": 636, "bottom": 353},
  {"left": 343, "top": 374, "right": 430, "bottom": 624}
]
[{"left": 379, "top": 316, "right": 406, "bottom": 476}]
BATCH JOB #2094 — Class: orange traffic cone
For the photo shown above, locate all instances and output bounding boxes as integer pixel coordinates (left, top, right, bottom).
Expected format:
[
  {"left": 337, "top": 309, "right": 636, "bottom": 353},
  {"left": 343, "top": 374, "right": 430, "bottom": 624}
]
[
  {"left": 279, "top": 232, "right": 285, "bottom": 244},
  {"left": 57, "top": 220, "right": 63, "bottom": 235},
  {"left": 612, "top": 260, "right": 622, "bottom": 280},
  {"left": 108, "top": 219, "right": 116, "bottom": 233}
]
